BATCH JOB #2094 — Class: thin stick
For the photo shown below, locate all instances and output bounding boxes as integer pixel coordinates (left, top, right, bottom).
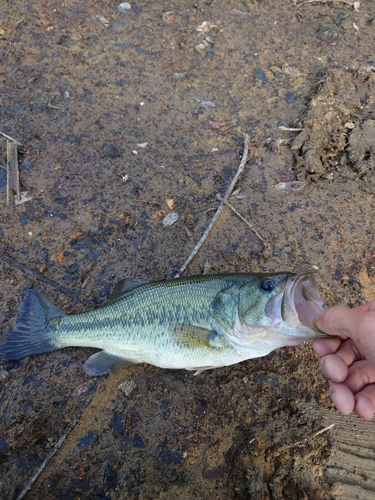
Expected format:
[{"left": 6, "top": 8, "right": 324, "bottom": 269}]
[
  {"left": 279, "top": 423, "right": 335, "bottom": 451},
  {"left": 0, "top": 156, "right": 7, "bottom": 170},
  {"left": 7, "top": 141, "right": 20, "bottom": 207},
  {"left": 313, "top": 423, "right": 335, "bottom": 437},
  {"left": 294, "top": 0, "right": 358, "bottom": 7},
  {"left": 15, "top": 394, "right": 95, "bottom": 500},
  {"left": 1, "top": 252, "right": 74, "bottom": 297},
  {"left": 278, "top": 126, "right": 305, "bottom": 132},
  {"left": 0, "top": 130, "right": 22, "bottom": 145},
  {"left": 216, "top": 194, "right": 267, "bottom": 249},
  {"left": 47, "top": 102, "right": 60, "bottom": 110},
  {"left": 174, "top": 134, "right": 249, "bottom": 278},
  {"left": 71, "top": 262, "right": 97, "bottom": 307}
]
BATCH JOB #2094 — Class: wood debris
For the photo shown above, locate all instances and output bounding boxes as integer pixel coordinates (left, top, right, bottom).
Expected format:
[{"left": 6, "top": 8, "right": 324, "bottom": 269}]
[{"left": 175, "top": 134, "right": 253, "bottom": 278}]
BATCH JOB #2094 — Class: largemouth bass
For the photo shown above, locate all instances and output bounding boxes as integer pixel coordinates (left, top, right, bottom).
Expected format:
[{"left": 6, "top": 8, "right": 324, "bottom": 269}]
[{"left": 0, "top": 273, "right": 326, "bottom": 376}]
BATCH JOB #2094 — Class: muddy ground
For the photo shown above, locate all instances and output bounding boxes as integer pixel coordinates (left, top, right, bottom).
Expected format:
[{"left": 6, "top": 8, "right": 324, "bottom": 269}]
[{"left": 1, "top": 0, "right": 375, "bottom": 498}]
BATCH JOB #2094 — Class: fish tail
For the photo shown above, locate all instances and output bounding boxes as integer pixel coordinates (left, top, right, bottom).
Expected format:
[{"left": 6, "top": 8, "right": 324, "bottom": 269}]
[{"left": 0, "top": 288, "right": 65, "bottom": 360}]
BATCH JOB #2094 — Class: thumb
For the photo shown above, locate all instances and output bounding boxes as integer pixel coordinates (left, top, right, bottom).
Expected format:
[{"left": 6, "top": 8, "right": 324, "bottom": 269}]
[{"left": 312, "top": 306, "right": 353, "bottom": 339}]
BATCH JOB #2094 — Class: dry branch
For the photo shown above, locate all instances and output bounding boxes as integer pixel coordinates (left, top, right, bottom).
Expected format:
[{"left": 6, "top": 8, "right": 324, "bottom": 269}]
[{"left": 174, "top": 134, "right": 250, "bottom": 278}]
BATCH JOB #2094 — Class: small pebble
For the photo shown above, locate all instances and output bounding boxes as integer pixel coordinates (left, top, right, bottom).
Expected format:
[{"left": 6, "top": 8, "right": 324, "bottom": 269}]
[
  {"left": 72, "top": 380, "right": 96, "bottom": 402},
  {"left": 118, "top": 380, "right": 136, "bottom": 396},
  {"left": 195, "top": 98, "right": 216, "bottom": 107},
  {"left": 163, "top": 212, "right": 178, "bottom": 226},
  {"left": 118, "top": 2, "right": 131, "bottom": 13},
  {"left": 103, "top": 144, "right": 120, "bottom": 158},
  {"left": 275, "top": 181, "right": 305, "bottom": 192},
  {"left": 162, "top": 11, "right": 174, "bottom": 23},
  {"left": 173, "top": 73, "right": 185, "bottom": 82}
]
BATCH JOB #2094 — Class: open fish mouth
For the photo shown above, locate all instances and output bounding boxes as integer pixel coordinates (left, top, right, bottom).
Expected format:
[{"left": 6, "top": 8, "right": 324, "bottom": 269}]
[{"left": 281, "top": 273, "right": 326, "bottom": 337}]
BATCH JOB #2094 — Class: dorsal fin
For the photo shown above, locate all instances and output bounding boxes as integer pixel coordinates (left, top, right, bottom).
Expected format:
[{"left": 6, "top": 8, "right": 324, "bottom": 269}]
[{"left": 109, "top": 278, "right": 151, "bottom": 301}]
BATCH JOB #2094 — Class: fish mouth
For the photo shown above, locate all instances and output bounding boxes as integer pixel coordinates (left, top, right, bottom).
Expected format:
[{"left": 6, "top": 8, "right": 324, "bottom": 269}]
[{"left": 281, "top": 273, "right": 326, "bottom": 337}]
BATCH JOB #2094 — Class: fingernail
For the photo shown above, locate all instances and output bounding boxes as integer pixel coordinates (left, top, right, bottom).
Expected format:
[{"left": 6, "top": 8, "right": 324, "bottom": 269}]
[{"left": 312, "top": 312, "right": 324, "bottom": 328}]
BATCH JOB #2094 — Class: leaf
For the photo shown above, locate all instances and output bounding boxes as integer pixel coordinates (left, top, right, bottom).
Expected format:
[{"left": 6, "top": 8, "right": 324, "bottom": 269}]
[{"left": 166, "top": 198, "right": 175, "bottom": 209}]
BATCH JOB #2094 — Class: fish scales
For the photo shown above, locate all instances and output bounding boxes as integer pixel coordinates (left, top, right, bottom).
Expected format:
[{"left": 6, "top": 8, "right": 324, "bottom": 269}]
[
  {"left": 0, "top": 273, "right": 327, "bottom": 376},
  {"left": 57, "top": 276, "right": 236, "bottom": 368}
]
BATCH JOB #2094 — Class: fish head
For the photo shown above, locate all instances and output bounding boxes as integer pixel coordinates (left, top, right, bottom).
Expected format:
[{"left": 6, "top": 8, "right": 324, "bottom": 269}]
[
  {"left": 214, "top": 273, "right": 326, "bottom": 355},
  {"left": 237, "top": 273, "right": 294, "bottom": 331},
  {"left": 214, "top": 273, "right": 295, "bottom": 337}
]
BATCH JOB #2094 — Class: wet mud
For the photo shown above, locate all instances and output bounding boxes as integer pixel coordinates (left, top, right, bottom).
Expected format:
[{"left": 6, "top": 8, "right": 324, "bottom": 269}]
[{"left": 1, "top": 0, "right": 375, "bottom": 499}]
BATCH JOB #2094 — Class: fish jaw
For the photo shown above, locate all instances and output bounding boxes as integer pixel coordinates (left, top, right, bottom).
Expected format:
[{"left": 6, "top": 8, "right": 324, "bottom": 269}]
[
  {"left": 265, "top": 273, "right": 326, "bottom": 342},
  {"left": 282, "top": 273, "right": 325, "bottom": 336}
]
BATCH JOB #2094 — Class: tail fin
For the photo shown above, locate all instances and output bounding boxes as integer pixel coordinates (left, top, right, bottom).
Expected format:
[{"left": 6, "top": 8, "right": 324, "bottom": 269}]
[{"left": 0, "top": 288, "right": 65, "bottom": 360}]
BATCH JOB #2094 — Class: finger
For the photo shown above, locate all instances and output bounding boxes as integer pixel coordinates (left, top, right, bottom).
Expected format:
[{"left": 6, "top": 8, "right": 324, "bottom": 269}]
[
  {"left": 314, "top": 307, "right": 375, "bottom": 363},
  {"left": 346, "top": 315, "right": 375, "bottom": 365},
  {"left": 354, "top": 386, "right": 375, "bottom": 420},
  {"left": 313, "top": 307, "right": 352, "bottom": 338},
  {"left": 312, "top": 337, "right": 341, "bottom": 357},
  {"left": 345, "top": 359, "right": 375, "bottom": 394},
  {"left": 354, "top": 301, "right": 375, "bottom": 313},
  {"left": 329, "top": 382, "right": 355, "bottom": 415},
  {"left": 335, "top": 338, "right": 362, "bottom": 365},
  {"left": 320, "top": 355, "right": 348, "bottom": 383}
]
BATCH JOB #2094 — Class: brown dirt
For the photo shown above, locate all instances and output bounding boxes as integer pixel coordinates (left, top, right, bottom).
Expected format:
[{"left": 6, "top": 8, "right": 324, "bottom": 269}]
[{"left": 1, "top": 0, "right": 375, "bottom": 499}]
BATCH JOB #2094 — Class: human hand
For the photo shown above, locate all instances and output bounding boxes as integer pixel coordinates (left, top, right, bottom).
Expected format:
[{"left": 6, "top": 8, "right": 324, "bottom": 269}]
[{"left": 312, "top": 301, "right": 375, "bottom": 420}]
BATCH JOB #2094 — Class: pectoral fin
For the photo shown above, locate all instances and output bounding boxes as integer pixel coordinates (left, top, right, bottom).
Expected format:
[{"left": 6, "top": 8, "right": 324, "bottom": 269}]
[
  {"left": 84, "top": 351, "right": 133, "bottom": 376},
  {"left": 170, "top": 324, "right": 229, "bottom": 349}
]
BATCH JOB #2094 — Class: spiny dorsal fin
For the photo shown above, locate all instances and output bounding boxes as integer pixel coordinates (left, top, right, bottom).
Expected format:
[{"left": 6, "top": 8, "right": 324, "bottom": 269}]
[{"left": 109, "top": 278, "right": 151, "bottom": 301}]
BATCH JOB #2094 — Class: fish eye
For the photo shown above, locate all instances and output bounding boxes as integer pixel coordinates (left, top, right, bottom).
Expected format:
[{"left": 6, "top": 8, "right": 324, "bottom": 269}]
[{"left": 260, "top": 278, "right": 274, "bottom": 292}]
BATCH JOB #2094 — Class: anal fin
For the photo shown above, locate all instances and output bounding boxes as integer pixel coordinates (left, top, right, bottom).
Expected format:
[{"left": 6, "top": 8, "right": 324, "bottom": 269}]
[{"left": 84, "top": 351, "right": 133, "bottom": 376}]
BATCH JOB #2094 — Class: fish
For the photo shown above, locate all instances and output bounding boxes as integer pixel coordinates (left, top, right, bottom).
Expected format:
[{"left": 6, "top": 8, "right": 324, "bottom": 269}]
[{"left": 0, "top": 272, "right": 326, "bottom": 376}]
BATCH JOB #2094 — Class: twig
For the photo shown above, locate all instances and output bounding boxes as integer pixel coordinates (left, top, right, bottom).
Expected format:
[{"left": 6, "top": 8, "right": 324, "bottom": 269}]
[
  {"left": 313, "top": 423, "right": 335, "bottom": 437},
  {"left": 47, "top": 101, "right": 60, "bottom": 110},
  {"left": 278, "top": 126, "right": 305, "bottom": 132},
  {"left": 14, "top": 17, "right": 26, "bottom": 26},
  {"left": 1, "top": 252, "right": 74, "bottom": 297},
  {"left": 6, "top": 141, "right": 20, "bottom": 208},
  {"left": 0, "top": 156, "right": 7, "bottom": 170},
  {"left": 216, "top": 194, "right": 267, "bottom": 249},
  {"left": 293, "top": 0, "right": 359, "bottom": 8},
  {"left": 279, "top": 423, "right": 335, "bottom": 451},
  {"left": 71, "top": 262, "right": 97, "bottom": 307},
  {"left": 0, "top": 130, "right": 22, "bottom": 145},
  {"left": 15, "top": 393, "right": 96, "bottom": 500},
  {"left": 174, "top": 134, "right": 250, "bottom": 278}
]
